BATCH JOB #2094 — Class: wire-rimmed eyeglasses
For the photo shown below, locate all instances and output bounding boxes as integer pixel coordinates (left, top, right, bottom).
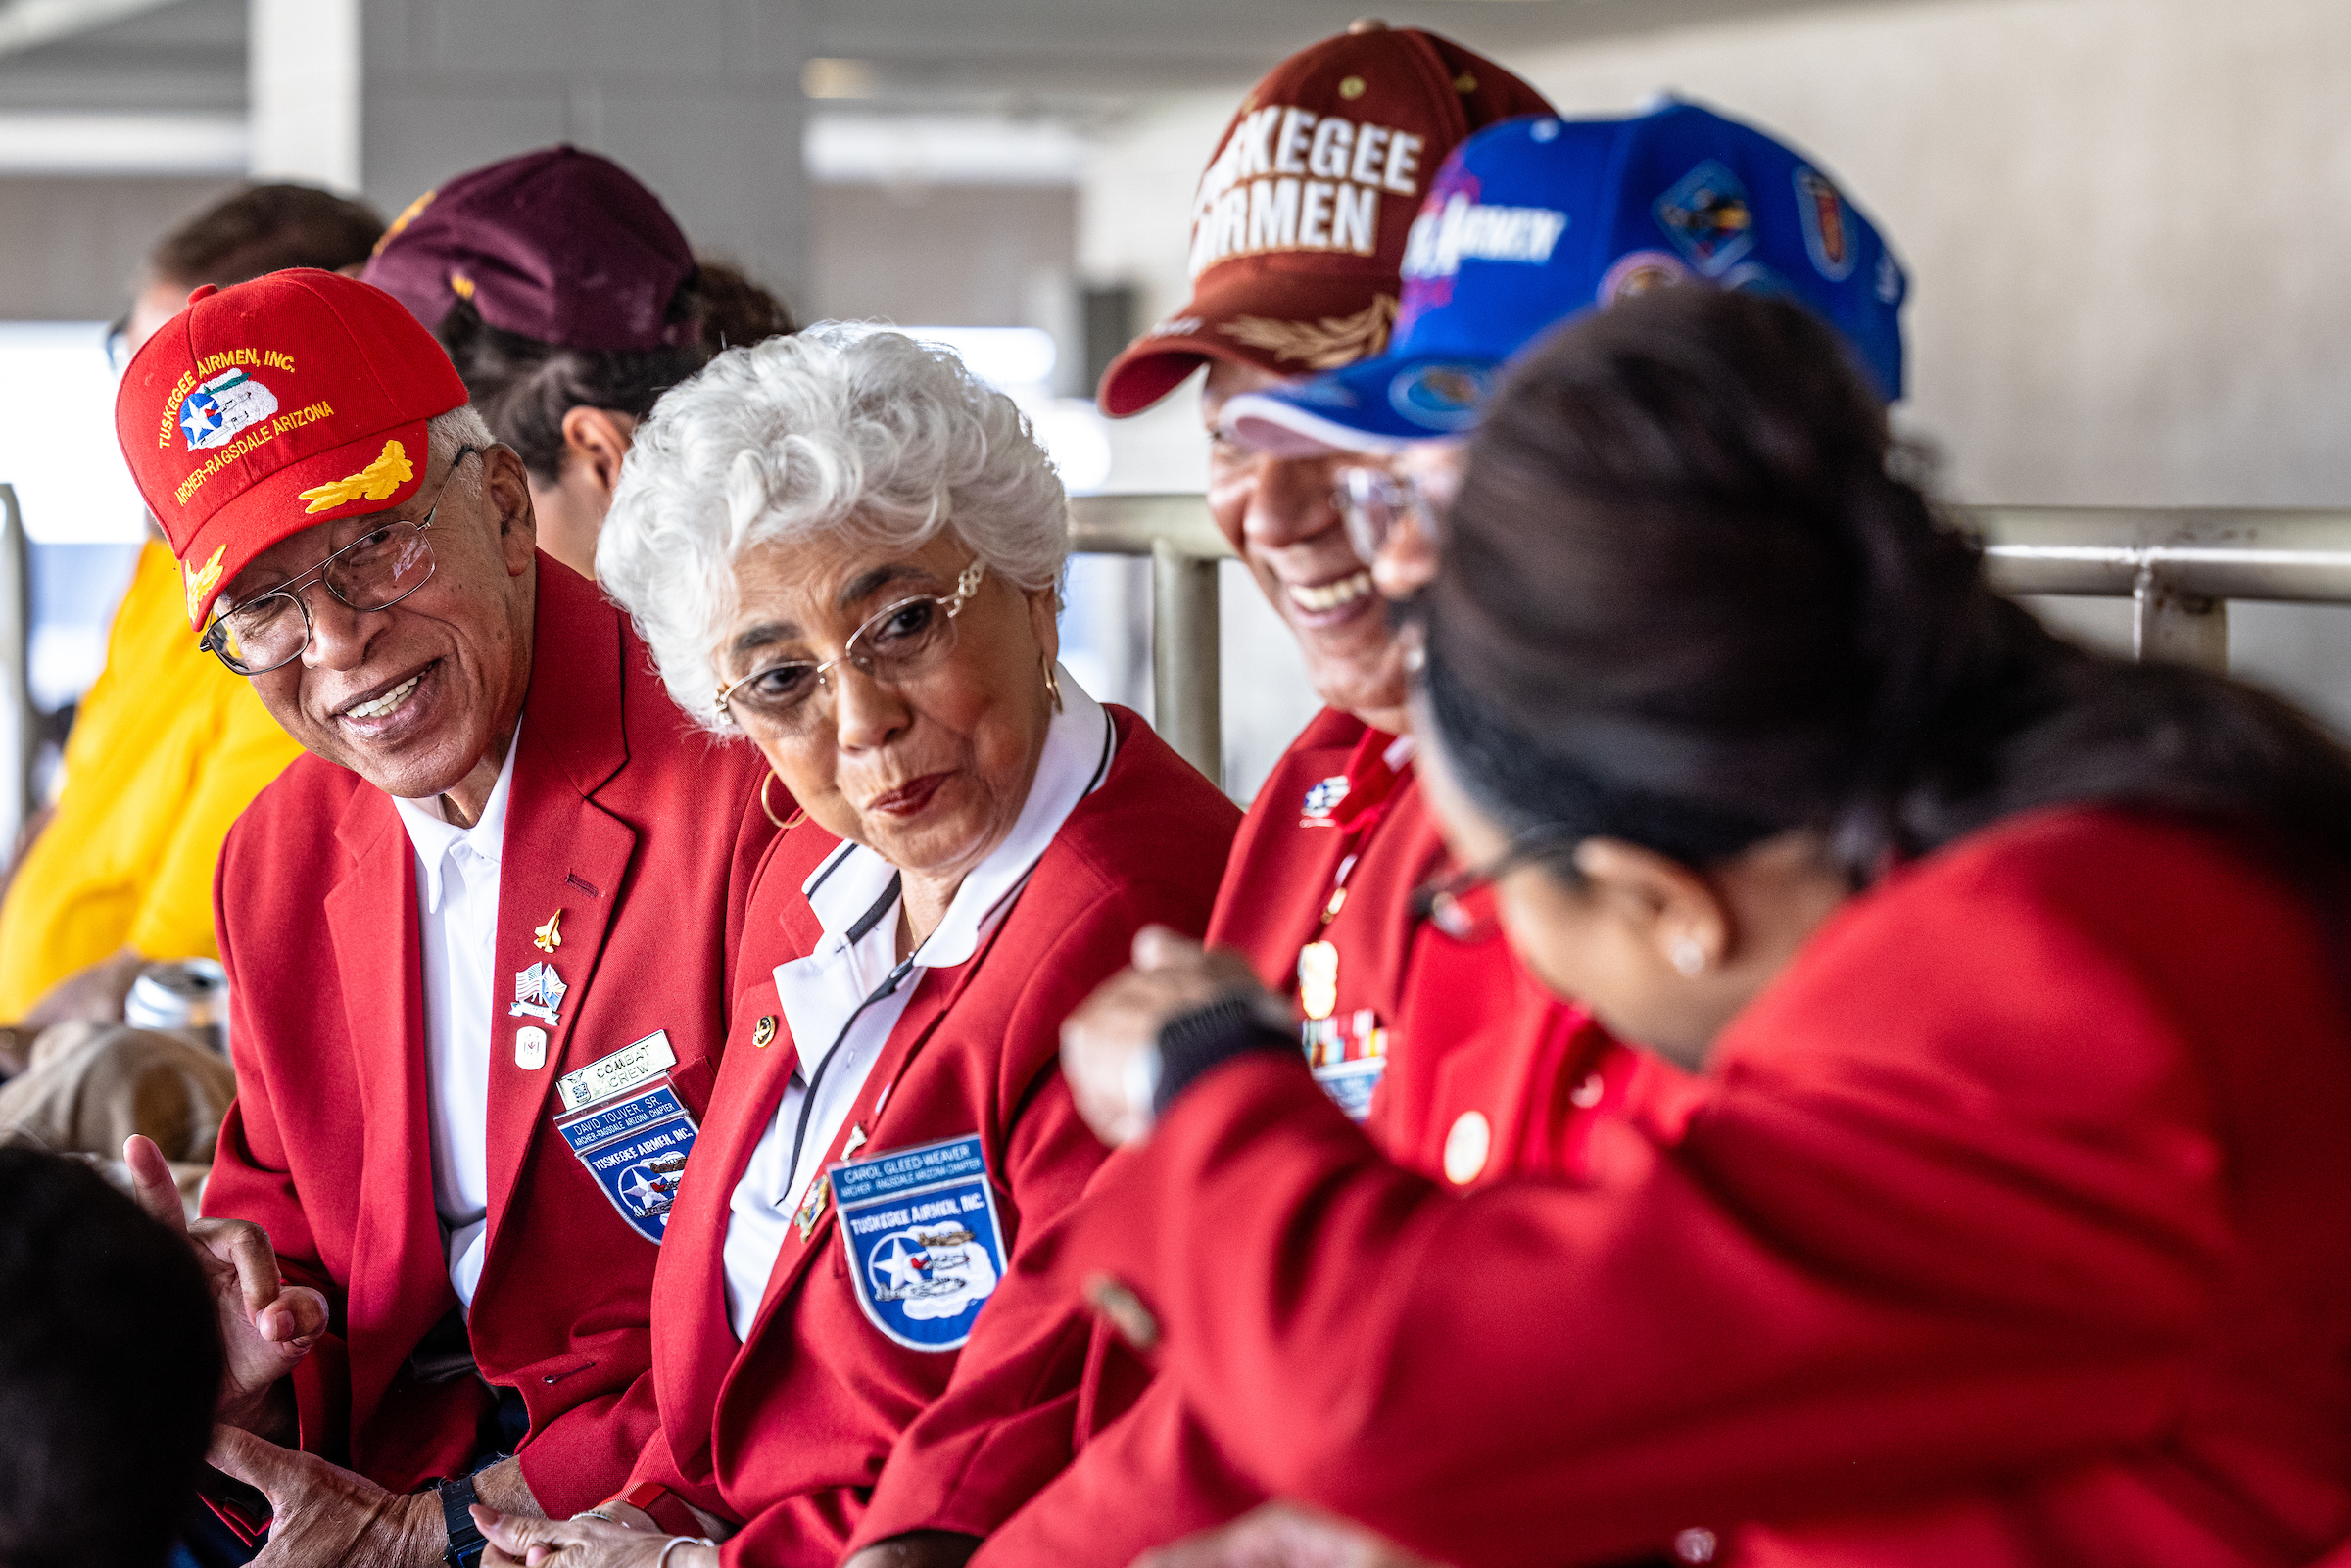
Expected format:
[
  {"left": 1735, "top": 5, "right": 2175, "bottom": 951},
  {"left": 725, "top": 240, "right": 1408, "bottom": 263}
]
[
  {"left": 1333, "top": 465, "right": 1448, "bottom": 568},
  {"left": 198, "top": 446, "right": 479, "bottom": 676},
  {"left": 713, "top": 560, "right": 987, "bottom": 734},
  {"left": 1411, "top": 825, "right": 1582, "bottom": 938}
]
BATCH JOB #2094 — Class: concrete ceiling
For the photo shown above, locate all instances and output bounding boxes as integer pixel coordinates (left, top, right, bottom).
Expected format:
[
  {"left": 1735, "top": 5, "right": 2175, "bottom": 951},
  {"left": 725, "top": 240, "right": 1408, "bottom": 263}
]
[{"left": 0, "top": 0, "right": 1927, "bottom": 117}]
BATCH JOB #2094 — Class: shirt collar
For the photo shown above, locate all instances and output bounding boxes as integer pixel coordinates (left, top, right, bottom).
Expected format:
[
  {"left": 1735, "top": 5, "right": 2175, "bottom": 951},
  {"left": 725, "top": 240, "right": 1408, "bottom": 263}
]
[
  {"left": 392, "top": 732, "right": 521, "bottom": 914},
  {"left": 798, "top": 666, "right": 1115, "bottom": 972}
]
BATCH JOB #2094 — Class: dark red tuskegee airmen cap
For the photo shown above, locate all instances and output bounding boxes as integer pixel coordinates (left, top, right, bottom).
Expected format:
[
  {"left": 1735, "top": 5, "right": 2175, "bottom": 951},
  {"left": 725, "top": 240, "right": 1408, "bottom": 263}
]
[
  {"left": 361, "top": 144, "right": 698, "bottom": 352},
  {"left": 114, "top": 268, "right": 470, "bottom": 629},
  {"left": 1095, "top": 19, "right": 1554, "bottom": 418}
]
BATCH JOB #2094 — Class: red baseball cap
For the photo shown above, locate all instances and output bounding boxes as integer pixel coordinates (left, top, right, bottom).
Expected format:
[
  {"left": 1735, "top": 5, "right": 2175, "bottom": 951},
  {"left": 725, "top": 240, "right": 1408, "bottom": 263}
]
[
  {"left": 114, "top": 268, "right": 470, "bottom": 628},
  {"left": 361, "top": 145, "right": 697, "bottom": 352},
  {"left": 1097, "top": 20, "right": 1554, "bottom": 418}
]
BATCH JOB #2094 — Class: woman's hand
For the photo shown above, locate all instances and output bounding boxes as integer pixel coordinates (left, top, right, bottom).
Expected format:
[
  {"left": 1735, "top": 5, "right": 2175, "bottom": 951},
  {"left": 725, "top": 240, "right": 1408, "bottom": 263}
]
[
  {"left": 1059, "top": 927, "right": 1272, "bottom": 1145},
  {"left": 126, "top": 1134, "right": 326, "bottom": 1436},
  {"left": 474, "top": 1506, "right": 715, "bottom": 1568},
  {"left": 1135, "top": 1502, "right": 1446, "bottom": 1568}
]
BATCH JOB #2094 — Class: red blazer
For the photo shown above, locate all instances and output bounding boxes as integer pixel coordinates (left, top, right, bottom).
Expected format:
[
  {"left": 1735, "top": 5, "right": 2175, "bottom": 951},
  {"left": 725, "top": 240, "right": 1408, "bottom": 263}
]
[
  {"left": 1036, "top": 808, "right": 2351, "bottom": 1566},
  {"left": 203, "top": 558, "right": 776, "bottom": 1515},
  {"left": 851, "top": 710, "right": 1675, "bottom": 1563},
  {"left": 623, "top": 707, "right": 1236, "bottom": 1568}
]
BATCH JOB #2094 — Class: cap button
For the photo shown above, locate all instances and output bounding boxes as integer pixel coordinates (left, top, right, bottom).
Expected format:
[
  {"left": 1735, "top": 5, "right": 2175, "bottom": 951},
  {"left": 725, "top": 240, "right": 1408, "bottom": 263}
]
[
  {"left": 185, "top": 284, "right": 219, "bottom": 304},
  {"left": 1347, "top": 17, "right": 1389, "bottom": 32}
]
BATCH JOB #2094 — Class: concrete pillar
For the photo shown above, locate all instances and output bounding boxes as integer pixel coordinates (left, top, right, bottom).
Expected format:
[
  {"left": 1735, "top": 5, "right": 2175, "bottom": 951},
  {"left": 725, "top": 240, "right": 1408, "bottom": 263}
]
[{"left": 249, "top": 0, "right": 363, "bottom": 192}]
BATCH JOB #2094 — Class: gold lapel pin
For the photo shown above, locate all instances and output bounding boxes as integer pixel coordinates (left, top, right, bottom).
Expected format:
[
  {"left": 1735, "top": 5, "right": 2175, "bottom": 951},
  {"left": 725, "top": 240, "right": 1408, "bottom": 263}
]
[
  {"left": 751, "top": 1015, "right": 777, "bottom": 1049},
  {"left": 534, "top": 910, "right": 563, "bottom": 953}
]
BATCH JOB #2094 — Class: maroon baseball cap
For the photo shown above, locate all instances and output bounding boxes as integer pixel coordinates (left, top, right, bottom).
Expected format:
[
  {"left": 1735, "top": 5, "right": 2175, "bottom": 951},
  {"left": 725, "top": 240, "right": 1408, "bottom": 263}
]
[
  {"left": 361, "top": 145, "right": 696, "bottom": 352},
  {"left": 1098, "top": 20, "right": 1555, "bottom": 418}
]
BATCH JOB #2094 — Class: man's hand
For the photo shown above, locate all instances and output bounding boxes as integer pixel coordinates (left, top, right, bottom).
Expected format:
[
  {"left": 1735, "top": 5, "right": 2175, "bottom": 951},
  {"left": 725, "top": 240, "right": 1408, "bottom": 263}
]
[
  {"left": 24, "top": 946, "right": 148, "bottom": 1027},
  {"left": 475, "top": 1507, "right": 714, "bottom": 1568},
  {"left": 126, "top": 1133, "right": 327, "bottom": 1434},
  {"left": 210, "top": 1426, "right": 446, "bottom": 1568},
  {"left": 1135, "top": 1502, "right": 1447, "bottom": 1568},
  {"left": 840, "top": 1530, "right": 983, "bottom": 1568},
  {"left": 1060, "top": 927, "right": 1271, "bottom": 1146}
]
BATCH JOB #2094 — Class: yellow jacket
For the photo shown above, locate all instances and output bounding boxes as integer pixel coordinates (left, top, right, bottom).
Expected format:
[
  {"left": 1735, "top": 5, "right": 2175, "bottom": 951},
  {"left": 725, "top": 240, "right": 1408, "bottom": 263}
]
[{"left": 0, "top": 542, "right": 304, "bottom": 1018}]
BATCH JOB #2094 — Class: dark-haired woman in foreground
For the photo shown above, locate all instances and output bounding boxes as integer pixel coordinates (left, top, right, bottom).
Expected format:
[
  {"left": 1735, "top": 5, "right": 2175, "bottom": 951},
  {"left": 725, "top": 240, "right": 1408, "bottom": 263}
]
[{"left": 1050, "top": 286, "right": 2351, "bottom": 1566}]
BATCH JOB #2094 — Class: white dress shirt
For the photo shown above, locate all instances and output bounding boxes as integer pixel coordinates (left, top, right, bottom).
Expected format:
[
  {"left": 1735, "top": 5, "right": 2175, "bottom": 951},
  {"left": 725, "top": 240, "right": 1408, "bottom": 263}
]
[
  {"left": 719, "top": 670, "right": 1115, "bottom": 1338},
  {"left": 392, "top": 736, "right": 520, "bottom": 1313}
]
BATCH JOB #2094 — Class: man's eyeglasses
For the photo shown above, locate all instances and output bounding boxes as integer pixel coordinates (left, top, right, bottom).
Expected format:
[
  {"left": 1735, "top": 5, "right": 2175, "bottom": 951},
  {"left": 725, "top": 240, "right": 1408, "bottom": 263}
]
[
  {"left": 1333, "top": 466, "right": 1446, "bottom": 567},
  {"left": 713, "top": 560, "right": 986, "bottom": 736},
  {"left": 1411, "top": 825, "right": 1582, "bottom": 938},
  {"left": 200, "top": 447, "right": 479, "bottom": 676}
]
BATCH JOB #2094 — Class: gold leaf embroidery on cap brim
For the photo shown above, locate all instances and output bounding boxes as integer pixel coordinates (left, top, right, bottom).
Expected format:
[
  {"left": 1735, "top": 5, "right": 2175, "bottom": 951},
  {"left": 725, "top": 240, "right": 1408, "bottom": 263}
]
[
  {"left": 297, "top": 439, "right": 414, "bottom": 514},
  {"left": 183, "top": 544, "right": 226, "bottom": 625},
  {"left": 1218, "top": 294, "right": 1396, "bottom": 369}
]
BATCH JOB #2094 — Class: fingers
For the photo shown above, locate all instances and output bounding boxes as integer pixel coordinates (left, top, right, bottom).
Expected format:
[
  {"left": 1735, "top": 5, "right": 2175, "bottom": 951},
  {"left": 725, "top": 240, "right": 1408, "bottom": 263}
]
[
  {"left": 1131, "top": 925, "right": 1202, "bottom": 969},
  {"left": 474, "top": 1505, "right": 606, "bottom": 1565},
  {"left": 123, "top": 1135, "right": 190, "bottom": 1233},
  {"left": 255, "top": 1284, "right": 329, "bottom": 1351},
  {"left": 207, "top": 1425, "right": 290, "bottom": 1504},
  {"left": 200, "top": 1217, "right": 287, "bottom": 1318}
]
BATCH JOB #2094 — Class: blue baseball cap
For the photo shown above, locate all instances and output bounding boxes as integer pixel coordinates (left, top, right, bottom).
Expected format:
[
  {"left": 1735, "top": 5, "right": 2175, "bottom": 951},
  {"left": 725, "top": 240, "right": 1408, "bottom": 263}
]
[{"left": 1223, "top": 99, "right": 1907, "bottom": 455}]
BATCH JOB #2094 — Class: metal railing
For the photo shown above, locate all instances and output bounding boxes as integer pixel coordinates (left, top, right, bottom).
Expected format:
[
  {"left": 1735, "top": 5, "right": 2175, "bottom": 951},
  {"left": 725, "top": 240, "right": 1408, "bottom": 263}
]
[{"left": 1071, "top": 496, "right": 2351, "bottom": 782}]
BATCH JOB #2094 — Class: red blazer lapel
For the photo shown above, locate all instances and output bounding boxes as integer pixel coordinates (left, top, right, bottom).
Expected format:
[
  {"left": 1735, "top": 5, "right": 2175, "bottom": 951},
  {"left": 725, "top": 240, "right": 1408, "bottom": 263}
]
[
  {"left": 481, "top": 561, "right": 640, "bottom": 1262},
  {"left": 731, "top": 938, "right": 996, "bottom": 1357},
  {"left": 323, "top": 786, "right": 454, "bottom": 1442},
  {"left": 654, "top": 979, "right": 800, "bottom": 1478}
]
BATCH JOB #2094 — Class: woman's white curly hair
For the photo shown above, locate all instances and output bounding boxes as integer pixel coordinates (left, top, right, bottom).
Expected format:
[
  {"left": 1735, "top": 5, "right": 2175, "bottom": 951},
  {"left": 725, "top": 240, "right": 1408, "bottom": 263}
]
[{"left": 597, "top": 323, "right": 1070, "bottom": 731}]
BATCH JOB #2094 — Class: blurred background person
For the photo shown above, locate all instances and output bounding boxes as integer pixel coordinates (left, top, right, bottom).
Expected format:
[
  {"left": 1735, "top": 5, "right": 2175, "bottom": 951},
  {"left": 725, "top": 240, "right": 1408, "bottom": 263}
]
[
  {"left": 361, "top": 144, "right": 794, "bottom": 581},
  {"left": 0, "top": 183, "right": 380, "bottom": 1049},
  {"left": 0, "top": 1144, "right": 220, "bottom": 1568},
  {"left": 1054, "top": 285, "right": 2351, "bottom": 1567},
  {"left": 474, "top": 326, "right": 1235, "bottom": 1568}
]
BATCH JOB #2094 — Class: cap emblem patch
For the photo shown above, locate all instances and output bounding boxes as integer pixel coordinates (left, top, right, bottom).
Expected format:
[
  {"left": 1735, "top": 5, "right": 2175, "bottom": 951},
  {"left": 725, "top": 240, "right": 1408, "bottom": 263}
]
[
  {"left": 298, "top": 440, "right": 414, "bottom": 514},
  {"left": 179, "top": 369, "right": 280, "bottom": 451},
  {"left": 182, "top": 545, "right": 225, "bottom": 626},
  {"left": 1600, "top": 249, "right": 1692, "bottom": 307},
  {"left": 1219, "top": 294, "right": 1396, "bottom": 369},
  {"left": 1655, "top": 160, "right": 1756, "bottom": 277},
  {"left": 1794, "top": 167, "right": 1855, "bottom": 281},
  {"left": 1387, "top": 363, "right": 1489, "bottom": 432}
]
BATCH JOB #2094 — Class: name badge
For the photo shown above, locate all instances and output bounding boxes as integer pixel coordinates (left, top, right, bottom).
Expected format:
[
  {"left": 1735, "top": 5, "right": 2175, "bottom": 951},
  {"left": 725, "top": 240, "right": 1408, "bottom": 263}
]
[
  {"left": 830, "top": 1133, "right": 1008, "bottom": 1353},
  {"left": 554, "top": 1076, "right": 699, "bottom": 1246},
  {"left": 556, "top": 1029, "right": 677, "bottom": 1113}
]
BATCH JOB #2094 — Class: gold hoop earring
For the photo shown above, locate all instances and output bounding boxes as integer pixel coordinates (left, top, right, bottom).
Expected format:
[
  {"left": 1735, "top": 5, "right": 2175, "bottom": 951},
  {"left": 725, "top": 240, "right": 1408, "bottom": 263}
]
[
  {"left": 1042, "top": 658, "right": 1064, "bottom": 715},
  {"left": 760, "top": 773, "right": 804, "bottom": 832}
]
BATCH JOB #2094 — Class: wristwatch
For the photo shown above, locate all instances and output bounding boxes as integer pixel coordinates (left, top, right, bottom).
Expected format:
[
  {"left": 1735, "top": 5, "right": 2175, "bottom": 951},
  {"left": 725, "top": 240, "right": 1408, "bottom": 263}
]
[{"left": 439, "top": 1474, "right": 488, "bottom": 1568}]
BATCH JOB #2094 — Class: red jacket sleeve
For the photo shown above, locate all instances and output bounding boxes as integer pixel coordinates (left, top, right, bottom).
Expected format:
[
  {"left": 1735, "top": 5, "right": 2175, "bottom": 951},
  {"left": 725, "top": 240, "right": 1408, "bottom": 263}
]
[
  {"left": 1040, "top": 816, "right": 2317, "bottom": 1564},
  {"left": 203, "top": 866, "right": 353, "bottom": 1464}
]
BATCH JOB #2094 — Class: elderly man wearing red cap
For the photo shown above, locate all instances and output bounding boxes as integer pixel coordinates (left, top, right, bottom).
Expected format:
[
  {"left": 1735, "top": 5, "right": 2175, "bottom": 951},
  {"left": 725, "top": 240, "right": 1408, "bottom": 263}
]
[
  {"left": 820, "top": 24, "right": 1635, "bottom": 1568},
  {"left": 109, "top": 269, "right": 775, "bottom": 1567}
]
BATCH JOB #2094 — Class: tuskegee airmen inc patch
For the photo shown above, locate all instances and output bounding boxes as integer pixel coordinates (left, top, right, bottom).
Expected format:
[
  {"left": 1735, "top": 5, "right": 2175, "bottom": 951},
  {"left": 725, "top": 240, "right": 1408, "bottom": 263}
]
[
  {"left": 830, "top": 1133, "right": 1008, "bottom": 1353},
  {"left": 553, "top": 1077, "right": 700, "bottom": 1245}
]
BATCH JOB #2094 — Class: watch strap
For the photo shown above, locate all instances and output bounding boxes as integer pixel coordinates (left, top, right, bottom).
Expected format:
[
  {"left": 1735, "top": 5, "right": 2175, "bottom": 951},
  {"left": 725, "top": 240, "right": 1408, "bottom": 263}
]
[{"left": 439, "top": 1473, "right": 487, "bottom": 1568}]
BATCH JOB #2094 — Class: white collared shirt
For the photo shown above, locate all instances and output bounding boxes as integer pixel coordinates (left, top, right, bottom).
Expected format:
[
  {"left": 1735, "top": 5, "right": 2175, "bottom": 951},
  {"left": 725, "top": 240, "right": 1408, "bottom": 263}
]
[
  {"left": 392, "top": 736, "right": 520, "bottom": 1312},
  {"left": 719, "top": 670, "right": 1115, "bottom": 1338}
]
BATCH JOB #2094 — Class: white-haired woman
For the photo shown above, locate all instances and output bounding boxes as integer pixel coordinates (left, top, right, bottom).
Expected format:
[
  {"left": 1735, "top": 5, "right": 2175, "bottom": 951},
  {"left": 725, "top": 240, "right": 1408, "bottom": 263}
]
[{"left": 474, "top": 327, "right": 1238, "bottom": 1568}]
